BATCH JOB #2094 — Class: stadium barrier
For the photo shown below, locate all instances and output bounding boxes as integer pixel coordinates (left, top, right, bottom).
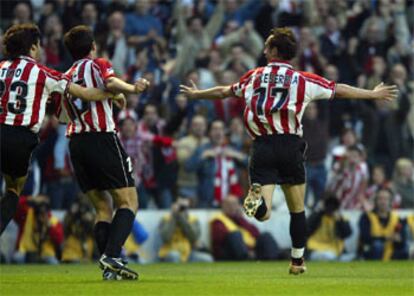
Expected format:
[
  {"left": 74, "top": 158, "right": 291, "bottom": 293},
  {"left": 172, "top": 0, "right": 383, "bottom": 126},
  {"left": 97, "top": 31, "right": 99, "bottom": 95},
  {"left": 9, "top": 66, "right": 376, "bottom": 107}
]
[{"left": 1, "top": 209, "right": 412, "bottom": 262}]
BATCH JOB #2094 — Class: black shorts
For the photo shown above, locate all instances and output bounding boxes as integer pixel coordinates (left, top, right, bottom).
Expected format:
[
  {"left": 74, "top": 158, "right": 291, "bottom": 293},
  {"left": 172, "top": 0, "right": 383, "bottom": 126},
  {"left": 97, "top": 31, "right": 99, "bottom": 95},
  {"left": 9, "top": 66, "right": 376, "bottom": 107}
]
[
  {"left": 69, "top": 132, "right": 135, "bottom": 193},
  {"left": 249, "top": 134, "right": 307, "bottom": 185},
  {"left": 0, "top": 124, "right": 39, "bottom": 178}
]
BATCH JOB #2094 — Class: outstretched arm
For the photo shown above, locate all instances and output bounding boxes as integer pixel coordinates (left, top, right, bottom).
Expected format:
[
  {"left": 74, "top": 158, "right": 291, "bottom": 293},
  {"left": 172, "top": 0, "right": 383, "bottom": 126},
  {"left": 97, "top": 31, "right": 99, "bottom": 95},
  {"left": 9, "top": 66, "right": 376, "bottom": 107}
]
[
  {"left": 67, "top": 83, "right": 125, "bottom": 102},
  {"left": 180, "top": 80, "right": 233, "bottom": 100},
  {"left": 335, "top": 82, "right": 398, "bottom": 101},
  {"left": 106, "top": 77, "right": 150, "bottom": 94}
]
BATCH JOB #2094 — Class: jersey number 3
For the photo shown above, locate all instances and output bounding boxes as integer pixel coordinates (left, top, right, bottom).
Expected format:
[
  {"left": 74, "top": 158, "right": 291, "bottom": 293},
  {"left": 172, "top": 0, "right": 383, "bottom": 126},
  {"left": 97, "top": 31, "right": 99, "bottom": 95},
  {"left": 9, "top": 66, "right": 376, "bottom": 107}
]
[{"left": 0, "top": 80, "right": 28, "bottom": 115}]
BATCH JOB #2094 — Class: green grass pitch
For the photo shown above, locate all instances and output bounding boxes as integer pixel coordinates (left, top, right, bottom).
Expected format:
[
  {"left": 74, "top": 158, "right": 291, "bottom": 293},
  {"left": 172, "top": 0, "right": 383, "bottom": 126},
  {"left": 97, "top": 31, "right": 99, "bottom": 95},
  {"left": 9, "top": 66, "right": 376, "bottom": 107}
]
[{"left": 1, "top": 261, "right": 413, "bottom": 296}]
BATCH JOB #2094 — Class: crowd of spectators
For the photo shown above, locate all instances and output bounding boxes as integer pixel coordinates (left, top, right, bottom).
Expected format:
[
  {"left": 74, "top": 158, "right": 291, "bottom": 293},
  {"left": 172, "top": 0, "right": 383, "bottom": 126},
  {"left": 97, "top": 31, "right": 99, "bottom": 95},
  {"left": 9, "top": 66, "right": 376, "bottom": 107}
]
[{"left": 0, "top": 0, "right": 413, "bottom": 263}]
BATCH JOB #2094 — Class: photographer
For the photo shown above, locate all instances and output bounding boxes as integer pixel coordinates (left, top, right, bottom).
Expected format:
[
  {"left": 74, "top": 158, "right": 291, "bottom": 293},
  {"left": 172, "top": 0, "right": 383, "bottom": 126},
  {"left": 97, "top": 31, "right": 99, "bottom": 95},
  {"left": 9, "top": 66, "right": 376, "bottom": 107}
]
[
  {"left": 359, "top": 188, "right": 409, "bottom": 260},
  {"left": 307, "top": 195, "right": 353, "bottom": 261},
  {"left": 61, "top": 197, "right": 95, "bottom": 263},
  {"left": 158, "top": 198, "right": 213, "bottom": 263},
  {"left": 210, "top": 195, "right": 279, "bottom": 261},
  {"left": 13, "top": 195, "right": 63, "bottom": 264}
]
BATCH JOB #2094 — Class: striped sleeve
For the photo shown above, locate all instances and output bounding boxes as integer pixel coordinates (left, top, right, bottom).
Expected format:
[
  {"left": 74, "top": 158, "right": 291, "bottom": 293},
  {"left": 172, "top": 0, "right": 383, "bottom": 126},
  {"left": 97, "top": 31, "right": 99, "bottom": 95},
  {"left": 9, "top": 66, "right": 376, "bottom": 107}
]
[
  {"left": 40, "top": 65, "right": 70, "bottom": 95},
  {"left": 94, "top": 58, "right": 115, "bottom": 81},
  {"left": 231, "top": 69, "right": 255, "bottom": 98},
  {"left": 301, "top": 72, "right": 336, "bottom": 101}
]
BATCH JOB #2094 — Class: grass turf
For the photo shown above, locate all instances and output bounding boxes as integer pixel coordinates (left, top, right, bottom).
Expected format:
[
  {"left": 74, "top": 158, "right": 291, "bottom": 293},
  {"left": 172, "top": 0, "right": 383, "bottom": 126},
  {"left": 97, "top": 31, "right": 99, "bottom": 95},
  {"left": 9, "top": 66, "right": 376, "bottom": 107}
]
[{"left": 1, "top": 261, "right": 413, "bottom": 296}]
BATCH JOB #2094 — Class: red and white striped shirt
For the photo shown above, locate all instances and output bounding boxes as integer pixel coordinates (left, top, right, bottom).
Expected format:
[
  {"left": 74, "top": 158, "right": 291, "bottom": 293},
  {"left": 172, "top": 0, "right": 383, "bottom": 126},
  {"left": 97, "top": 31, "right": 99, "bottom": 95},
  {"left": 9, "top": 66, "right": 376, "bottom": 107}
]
[
  {"left": 0, "top": 56, "right": 69, "bottom": 133},
  {"left": 213, "top": 151, "right": 243, "bottom": 205},
  {"left": 231, "top": 59, "right": 336, "bottom": 138},
  {"left": 328, "top": 161, "right": 369, "bottom": 210},
  {"left": 62, "top": 57, "right": 116, "bottom": 136}
]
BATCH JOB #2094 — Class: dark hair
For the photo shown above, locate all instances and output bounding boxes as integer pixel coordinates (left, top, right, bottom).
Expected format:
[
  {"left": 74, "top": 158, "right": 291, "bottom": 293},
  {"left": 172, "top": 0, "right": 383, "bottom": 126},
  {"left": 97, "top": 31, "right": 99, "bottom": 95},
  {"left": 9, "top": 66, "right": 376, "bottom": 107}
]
[
  {"left": 267, "top": 27, "right": 297, "bottom": 60},
  {"left": 347, "top": 144, "right": 363, "bottom": 155},
  {"left": 82, "top": 0, "right": 97, "bottom": 10},
  {"left": 324, "top": 195, "right": 340, "bottom": 213},
  {"left": 63, "top": 25, "right": 94, "bottom": 60},
  {"left": 3, "top": 24, "right": 40, "bottom": 59},
  {"left": 341, "top": 127, "right": 356, "bottom": 137},
  {"left": 374, "top": 186, "right": 394, "bottom": 210}
]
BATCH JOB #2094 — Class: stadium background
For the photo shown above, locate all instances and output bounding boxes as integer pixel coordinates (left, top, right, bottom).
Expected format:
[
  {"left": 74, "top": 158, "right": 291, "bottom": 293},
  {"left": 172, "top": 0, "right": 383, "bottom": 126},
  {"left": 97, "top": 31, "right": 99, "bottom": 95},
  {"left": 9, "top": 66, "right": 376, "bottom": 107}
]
[{"left": 0, "top": 0, "right": 413, "bottom": 267}]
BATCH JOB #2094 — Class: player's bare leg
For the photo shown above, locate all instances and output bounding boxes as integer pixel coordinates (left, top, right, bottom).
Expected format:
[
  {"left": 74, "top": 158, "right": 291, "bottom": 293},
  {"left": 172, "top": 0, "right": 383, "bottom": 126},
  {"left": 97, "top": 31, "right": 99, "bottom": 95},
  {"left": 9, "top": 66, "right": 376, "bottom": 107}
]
[
  {"left": 0, "top": 175, "right": 27, "bottom": 235},
  {"left": 243, "top": 184, "right": 274, "bottom": 221},
  {"left": 281, "top": 183, "right": 307, "bottom": 275},
  {"left": 87, "top": 190, "right": 113, "bottom": 222},
  {"left": 99, "top": 187, "right": 139, "bottom": 280}
]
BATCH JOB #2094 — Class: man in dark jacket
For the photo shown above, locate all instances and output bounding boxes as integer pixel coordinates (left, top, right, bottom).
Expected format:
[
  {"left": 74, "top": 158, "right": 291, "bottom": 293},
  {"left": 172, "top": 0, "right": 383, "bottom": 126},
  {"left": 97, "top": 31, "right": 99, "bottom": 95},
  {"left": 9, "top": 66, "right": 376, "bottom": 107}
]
[{"left": 307, "top": 196, "right": 353, "bottom": 261}]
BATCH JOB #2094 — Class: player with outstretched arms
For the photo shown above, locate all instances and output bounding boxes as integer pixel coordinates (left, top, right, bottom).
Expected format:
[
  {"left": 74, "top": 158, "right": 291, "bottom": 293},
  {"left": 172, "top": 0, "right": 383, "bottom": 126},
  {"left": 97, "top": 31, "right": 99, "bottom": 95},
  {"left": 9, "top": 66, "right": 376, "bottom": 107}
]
[
  {"left": 62, "top": 25, "right": 150, "bottom": 280},
  {"left": 0, "top": 24, "right": 124, "bottom": 237},
  {"left": 180, "top": 27, "right": 398, "bottom": 274}
]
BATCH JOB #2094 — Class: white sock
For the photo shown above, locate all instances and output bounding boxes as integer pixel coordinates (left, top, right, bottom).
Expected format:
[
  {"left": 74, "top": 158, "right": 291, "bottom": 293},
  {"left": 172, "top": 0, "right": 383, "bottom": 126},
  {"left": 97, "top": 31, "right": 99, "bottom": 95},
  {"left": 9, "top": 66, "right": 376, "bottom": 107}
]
[{"left": 291, "top": 247, "right": 305, "bottom": 259}]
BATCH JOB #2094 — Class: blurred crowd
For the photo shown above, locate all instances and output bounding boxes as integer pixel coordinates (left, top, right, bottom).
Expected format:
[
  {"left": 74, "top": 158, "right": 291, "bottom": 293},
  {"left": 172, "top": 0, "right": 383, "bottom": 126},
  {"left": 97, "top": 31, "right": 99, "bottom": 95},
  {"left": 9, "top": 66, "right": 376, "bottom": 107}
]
[{"left": 0, "top": 0, "right": 413, "bottom": 263}]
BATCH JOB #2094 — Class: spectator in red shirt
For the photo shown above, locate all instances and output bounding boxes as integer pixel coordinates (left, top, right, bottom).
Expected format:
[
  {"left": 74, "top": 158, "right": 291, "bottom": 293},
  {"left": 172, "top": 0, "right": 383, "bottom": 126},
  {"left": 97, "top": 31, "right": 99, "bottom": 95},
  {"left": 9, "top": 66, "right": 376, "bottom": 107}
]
[{"left": 117, "top": 108, "right": 175, "bottom": 209}]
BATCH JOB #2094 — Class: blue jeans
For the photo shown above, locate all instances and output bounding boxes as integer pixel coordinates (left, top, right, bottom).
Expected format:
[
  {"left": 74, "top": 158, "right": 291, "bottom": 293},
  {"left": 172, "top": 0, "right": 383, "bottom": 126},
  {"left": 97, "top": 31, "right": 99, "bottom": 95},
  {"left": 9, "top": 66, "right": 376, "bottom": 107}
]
[
  {"left": 365, "top": 240, "right": 409, "bottom": 260},
  {"left": 137, "top": 184, "right": 172, "bottom": 209},
  {"left": 45, "top": 178, "right": 79, "bottom": 210},
  {"left": 305, "top": 162, "right": 327, "bottom": 210}
]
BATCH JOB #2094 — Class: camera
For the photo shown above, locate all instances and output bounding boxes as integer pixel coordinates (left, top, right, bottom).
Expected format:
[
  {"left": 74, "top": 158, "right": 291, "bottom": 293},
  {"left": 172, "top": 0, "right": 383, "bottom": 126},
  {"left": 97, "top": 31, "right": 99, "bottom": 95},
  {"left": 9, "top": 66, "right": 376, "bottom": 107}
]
[
  {"left": 178, "top": 204, "right": 188, "bottom": 212},
  {"left": 27, "top": 198, "right": 50, "bottom": 216}
]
